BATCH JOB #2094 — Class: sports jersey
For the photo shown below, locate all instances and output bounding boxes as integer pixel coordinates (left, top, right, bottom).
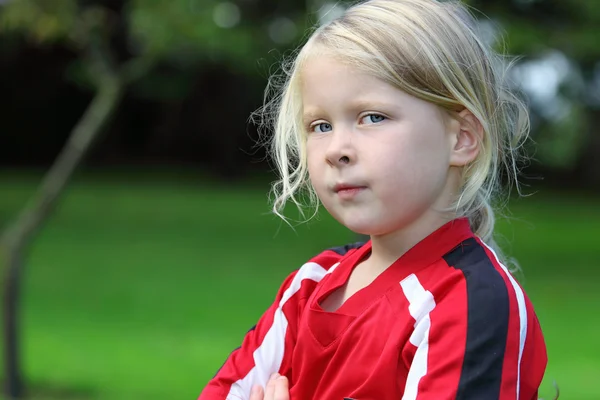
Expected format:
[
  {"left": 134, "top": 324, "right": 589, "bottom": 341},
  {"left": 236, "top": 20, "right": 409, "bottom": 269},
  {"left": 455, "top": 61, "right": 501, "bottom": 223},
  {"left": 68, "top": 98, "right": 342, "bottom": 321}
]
[{"left": 199, "top": 218, "right": 547, "bottom": 399}]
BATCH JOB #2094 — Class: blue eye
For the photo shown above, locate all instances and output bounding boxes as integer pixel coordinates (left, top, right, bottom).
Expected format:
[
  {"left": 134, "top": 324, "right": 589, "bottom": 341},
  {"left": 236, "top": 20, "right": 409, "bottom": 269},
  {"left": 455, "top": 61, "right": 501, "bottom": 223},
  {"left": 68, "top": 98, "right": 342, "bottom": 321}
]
[
  {"left": 313, "top": 122, "right": 333, "bottom": 133},
  {"left": 361, "top": 114, "right": 386, "bottom": 124}
]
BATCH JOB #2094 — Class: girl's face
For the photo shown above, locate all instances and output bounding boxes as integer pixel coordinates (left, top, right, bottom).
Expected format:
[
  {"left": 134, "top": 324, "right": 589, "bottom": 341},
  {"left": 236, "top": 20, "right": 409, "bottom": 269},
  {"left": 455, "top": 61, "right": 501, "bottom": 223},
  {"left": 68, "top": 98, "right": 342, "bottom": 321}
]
[{"left": 301, "top": 56, "right": 459, "bottom": 236}]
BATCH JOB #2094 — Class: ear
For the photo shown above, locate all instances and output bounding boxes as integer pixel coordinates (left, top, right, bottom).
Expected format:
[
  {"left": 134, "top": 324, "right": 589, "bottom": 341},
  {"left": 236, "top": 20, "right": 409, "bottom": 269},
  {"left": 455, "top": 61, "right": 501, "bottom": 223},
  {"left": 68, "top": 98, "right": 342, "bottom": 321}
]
[{"left": 449, "top": 109, "right": 483, "bottom": 167}]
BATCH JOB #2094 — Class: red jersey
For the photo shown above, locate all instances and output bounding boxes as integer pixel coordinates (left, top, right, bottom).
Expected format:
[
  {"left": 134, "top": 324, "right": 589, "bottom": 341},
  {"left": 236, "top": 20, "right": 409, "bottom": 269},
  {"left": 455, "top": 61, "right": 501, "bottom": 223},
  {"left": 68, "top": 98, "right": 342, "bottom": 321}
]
[{"left": 199, "top": 218, "right": 547, "bottom": 399}]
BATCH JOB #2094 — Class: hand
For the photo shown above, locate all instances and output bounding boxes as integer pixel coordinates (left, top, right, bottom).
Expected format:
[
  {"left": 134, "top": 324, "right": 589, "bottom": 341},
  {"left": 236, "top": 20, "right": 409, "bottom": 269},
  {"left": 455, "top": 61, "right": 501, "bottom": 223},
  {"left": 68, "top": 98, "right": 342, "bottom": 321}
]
[{"left": 250, "top": 373, "right": 289, "bottom": 400}]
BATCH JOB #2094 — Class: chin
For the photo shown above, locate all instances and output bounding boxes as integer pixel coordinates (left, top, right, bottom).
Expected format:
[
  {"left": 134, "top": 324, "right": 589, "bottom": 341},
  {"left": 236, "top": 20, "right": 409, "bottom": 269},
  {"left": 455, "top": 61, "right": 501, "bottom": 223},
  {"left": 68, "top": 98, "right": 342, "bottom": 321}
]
[
  {"left": 325, "top": 206, "right": 397, "bottom": 236},
  {"left": 339, "top": 218, "right": 386, "bottom": 237},
  {"left": 337, "top": 210, "right": 414, "bottom": 237}
]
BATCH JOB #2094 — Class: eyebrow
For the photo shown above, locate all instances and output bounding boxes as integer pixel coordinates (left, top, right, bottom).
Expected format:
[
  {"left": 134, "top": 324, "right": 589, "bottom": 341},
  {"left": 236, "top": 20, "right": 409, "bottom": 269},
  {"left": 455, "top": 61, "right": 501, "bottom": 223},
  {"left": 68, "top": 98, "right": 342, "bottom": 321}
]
[
  {"left": 302, "top": 109, "right": 323, "bottom": 125},
  {"left": 349, "top": 99, "right": 395, "bottom": 111},
  {"left": 302, "top": 100, "right": 395, "bottom": 124}
]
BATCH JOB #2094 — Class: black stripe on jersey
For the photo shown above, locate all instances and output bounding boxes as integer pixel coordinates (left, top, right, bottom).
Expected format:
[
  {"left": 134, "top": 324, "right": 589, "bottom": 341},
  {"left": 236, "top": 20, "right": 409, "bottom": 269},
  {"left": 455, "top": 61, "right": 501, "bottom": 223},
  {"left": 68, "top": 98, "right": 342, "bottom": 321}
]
[
  {"left": 328, "top": 241, "right": 366, "bottom": 256},
  {"left": 442, "top": 238, "right": 510, "bottom": 400}
]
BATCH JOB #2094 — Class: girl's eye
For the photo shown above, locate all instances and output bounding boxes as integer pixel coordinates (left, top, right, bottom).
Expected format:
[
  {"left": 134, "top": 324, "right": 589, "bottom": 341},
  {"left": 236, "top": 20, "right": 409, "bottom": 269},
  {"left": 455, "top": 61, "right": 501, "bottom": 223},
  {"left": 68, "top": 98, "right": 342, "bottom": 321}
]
[
  {"left": 360, "top": 114, "right": 386, "bottom": 124},
  {"left": 312, "top": 122, "right": 333, "bottom": 133}
]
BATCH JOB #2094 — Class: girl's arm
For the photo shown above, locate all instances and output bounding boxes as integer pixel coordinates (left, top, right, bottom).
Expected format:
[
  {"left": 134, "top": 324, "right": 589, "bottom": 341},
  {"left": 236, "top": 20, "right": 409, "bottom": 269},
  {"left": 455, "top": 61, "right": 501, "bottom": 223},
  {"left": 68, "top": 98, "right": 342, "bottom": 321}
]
[
  {"left": 400, "top": 247, "right": 547, "bottom": 400},
  {"left": 198, "top": 258, "right": 334, "bottom": 400}
]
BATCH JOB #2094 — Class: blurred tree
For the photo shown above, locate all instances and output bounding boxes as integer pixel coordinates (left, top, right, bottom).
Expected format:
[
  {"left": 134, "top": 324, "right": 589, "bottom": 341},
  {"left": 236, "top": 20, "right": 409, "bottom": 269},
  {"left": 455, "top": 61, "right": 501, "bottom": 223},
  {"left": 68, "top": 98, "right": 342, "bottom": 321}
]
[
  {"left": 0, "top": 2, "right": 131, "bottom": 398},
  {"left": 468, "top": 0, "right": 600, "bottom": 187},
  {"left": 0, "top": 0, "right": 309, "bottom": 397}
]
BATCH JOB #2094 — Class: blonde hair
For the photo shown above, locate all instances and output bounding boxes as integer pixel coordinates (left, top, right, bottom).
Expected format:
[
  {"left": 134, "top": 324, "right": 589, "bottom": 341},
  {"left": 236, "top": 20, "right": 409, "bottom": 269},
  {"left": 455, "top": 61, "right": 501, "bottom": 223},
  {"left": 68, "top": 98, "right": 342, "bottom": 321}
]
[{"left": 257, "top": 0, "right": 529, "bottom": 258}]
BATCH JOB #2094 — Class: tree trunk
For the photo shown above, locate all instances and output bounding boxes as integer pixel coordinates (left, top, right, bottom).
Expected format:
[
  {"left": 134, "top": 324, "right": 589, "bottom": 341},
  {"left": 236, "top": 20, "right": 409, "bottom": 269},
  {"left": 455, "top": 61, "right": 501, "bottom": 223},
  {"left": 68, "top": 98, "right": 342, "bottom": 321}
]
[{"left": 1, "top": 77, "right": 124, "bottom": 399}]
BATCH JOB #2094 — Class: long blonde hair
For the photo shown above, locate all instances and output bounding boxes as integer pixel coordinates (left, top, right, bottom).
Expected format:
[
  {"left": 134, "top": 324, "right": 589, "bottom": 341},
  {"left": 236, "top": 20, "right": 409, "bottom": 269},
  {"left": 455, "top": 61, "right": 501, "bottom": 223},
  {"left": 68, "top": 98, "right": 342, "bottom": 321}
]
[{"left": 257, "top": 0, "right": 529, "bottom": 259}]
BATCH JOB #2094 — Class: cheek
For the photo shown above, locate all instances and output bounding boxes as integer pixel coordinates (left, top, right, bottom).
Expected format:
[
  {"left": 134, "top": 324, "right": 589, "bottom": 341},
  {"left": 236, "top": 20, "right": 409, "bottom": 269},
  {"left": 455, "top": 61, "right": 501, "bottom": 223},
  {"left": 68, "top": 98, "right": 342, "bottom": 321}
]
[
  {"left": 306, "top": 150, "right": 318, "bottom": 178},
  {"left": 406, "top": 124, "right": 450, "bottom": 167},
  {"left": 376, "top": 133, "right": 433, "bottom": 168},
  {"left": 374, "top": 132, "right": 449, "bottom": 189},
  {"left": 306, "top": 143, "right": 326, "bottom": 188}
]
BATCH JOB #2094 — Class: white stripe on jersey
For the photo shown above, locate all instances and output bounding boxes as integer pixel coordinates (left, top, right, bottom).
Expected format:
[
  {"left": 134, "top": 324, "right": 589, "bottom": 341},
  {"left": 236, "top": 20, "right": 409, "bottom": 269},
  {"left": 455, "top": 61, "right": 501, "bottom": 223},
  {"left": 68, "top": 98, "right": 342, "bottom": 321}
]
[
  {"left": 400, "top": 273, "right": 436, "bottom": 400},
  {"left": 227, "top": 261, "right": 337, "bottom": 400},
  {"left": 481, "top": 242, "right": 527, "bottom": 400}
]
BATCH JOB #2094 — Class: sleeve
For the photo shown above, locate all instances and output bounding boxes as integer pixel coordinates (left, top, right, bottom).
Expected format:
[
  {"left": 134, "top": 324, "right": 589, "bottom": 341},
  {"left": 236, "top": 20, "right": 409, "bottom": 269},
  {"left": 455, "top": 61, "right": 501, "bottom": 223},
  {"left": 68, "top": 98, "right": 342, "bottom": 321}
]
[
  {"left": 198, "top": 257, "right": 333, "bottom": 400},
  {"left": 399, "top": 262, "right": 547, "bottom": 400}
]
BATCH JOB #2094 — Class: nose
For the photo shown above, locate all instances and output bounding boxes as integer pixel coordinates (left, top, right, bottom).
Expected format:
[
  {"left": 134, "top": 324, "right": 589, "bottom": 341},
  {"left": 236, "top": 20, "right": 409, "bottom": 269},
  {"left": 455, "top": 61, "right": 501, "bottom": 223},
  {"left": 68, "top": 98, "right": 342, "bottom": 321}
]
[{"left": 325, "top": 128, "right": 357, "bottom": 167}]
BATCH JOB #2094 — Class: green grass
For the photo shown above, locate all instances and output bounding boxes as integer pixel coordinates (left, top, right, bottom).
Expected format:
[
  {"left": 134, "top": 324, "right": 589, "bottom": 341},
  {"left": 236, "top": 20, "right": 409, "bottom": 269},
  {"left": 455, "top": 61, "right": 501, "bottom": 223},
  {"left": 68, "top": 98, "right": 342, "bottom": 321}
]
[{"left": 0, "top": 171, "right": 598, "bottom": 399}]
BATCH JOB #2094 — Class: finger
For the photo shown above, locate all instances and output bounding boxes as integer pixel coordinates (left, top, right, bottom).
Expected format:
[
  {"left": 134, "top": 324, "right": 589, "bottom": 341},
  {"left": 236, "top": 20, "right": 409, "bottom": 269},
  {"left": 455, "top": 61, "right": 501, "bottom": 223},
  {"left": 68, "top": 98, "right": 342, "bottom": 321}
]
[
  {"left": 264, "top": 373, "right": 279, "bottom": 400},
  {"left": 250, "top": 384, "right": 264, "bottom": 400},
  {"left": 274, "top": 376, "right": 289, "bottom": 400}
]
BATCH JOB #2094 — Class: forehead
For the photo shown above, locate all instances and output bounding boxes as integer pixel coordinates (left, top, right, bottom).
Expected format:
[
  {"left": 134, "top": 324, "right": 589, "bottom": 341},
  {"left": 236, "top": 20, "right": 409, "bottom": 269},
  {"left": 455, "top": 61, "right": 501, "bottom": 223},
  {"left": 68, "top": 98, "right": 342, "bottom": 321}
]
[
  {"left": 299, "top": 54, "right": 405, "bottom": 110},
  {"left": 298, "top": 52, "right": 448, "bottom": 125},
  {"left": 300, "top": 54, "right": 389, "bottom": 95}
]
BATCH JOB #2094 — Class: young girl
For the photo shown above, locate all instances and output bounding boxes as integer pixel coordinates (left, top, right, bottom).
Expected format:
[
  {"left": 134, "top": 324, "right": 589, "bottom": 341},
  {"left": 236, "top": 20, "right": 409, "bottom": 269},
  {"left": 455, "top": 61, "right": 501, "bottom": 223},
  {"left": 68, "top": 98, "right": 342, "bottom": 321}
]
[{"left": 199, "top": 0, "right": 548, "bottom": 399}]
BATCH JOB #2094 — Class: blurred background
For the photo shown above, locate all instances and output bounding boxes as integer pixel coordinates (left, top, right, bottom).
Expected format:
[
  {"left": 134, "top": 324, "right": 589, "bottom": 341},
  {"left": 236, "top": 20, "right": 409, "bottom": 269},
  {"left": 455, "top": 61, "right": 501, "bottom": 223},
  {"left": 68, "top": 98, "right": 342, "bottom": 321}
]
[{"left": 0, "top": 0, "right": 598, "bottom": 399}]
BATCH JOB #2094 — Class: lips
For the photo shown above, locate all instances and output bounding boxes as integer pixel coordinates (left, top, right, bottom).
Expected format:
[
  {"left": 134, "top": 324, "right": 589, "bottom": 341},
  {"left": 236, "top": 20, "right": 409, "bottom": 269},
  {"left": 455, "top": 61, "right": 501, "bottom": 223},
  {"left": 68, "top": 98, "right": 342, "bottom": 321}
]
[
  {"left": 333, "top": 184, "right": 366, "bottom": 193},
  {"left": 333, "top": 183, "right": 367, "bottom": 199}
]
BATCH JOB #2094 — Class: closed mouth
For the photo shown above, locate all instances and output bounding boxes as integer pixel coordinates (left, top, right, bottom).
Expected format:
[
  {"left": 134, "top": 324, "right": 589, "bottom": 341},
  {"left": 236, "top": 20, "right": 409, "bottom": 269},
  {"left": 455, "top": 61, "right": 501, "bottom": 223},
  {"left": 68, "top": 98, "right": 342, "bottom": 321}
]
[{"left": 334, "top": 184, "right": 367, "bottom": 193}]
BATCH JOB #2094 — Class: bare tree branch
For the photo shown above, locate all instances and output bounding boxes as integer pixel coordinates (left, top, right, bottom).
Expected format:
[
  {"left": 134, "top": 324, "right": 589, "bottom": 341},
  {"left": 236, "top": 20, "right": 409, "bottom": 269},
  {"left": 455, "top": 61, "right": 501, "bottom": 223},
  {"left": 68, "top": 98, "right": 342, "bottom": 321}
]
[{"left": 1, "top": 26, "right": 125, "bottom": 399}]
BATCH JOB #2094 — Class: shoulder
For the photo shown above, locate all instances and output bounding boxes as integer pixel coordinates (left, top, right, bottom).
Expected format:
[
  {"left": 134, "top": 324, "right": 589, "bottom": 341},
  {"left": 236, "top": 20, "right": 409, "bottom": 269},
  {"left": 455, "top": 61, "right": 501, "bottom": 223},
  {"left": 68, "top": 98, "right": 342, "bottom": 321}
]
[
  {"left": 413, "top": 236, "right": 533, "bottom": 327},
  {"left": 326, "top": 241, "right": 367, "bottom": 257},
  {"left": 397, "top": 238, "right": 547, "bottom": 398},
  {"left": 438, "top": 237, "right": 519, "bottom": 307},
  {"left": 302, "top": 240, "right": 367, "bottom": 272},
  {"left": 300, "top": 240, "right": 366, "bottom": 275},
  {"left": 278, "top": 241, "right": 368, "bottom": 299}
]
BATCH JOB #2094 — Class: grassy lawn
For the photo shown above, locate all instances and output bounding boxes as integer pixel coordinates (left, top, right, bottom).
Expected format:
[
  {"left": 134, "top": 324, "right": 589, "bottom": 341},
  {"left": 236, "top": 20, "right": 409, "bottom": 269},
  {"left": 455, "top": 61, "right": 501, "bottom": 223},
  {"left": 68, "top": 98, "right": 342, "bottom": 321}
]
[{"left": 0, "top": 171, "right": 598, "bottom": 399}]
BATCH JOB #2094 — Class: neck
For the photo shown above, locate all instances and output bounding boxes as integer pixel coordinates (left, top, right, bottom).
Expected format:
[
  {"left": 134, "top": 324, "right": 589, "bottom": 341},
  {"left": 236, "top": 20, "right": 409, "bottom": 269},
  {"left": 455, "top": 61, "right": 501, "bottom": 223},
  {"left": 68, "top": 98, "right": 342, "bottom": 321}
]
[
  {"left": 367, "top": 169, "right": 462, "bottom": 270},
  {"left": 368, "top": 210, "right": 455, "bottom": 270}
]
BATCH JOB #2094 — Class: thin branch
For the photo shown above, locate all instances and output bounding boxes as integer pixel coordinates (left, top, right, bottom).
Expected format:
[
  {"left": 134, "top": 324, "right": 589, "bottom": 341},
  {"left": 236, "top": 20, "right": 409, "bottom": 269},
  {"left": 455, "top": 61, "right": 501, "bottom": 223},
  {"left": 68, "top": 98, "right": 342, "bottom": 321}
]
[
  {"left": 0, "top": 21, "right": 126, "bottom": 400},
  {"left": 120, "top": 54, "right": 158, "bottom": 85},
  {"left": 0, "top": 30, "right": 124, "bottom": 250}
]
